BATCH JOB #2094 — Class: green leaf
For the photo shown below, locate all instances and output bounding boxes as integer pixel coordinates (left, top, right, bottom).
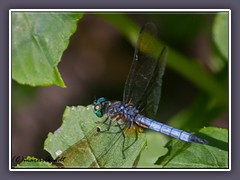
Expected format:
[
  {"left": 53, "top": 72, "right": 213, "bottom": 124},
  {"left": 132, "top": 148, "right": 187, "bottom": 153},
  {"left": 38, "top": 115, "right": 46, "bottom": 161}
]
[
  {"left": 44, "top": 105, "right": 147, "bottom": 168},
  {"left": 12, "top": 12, "right": 83, "bottom": 87},
  {"left": 15, "top": 156, "right": 57, "bottom": 168},
  {"left": 213, "top": 12, "right": 229, "bottom": 60},
  {"left": 137, "top": 131, "right": 169, "bottom": 168},
  {"left": 156, "top": 127, "right": 228, "bottom": 168}
]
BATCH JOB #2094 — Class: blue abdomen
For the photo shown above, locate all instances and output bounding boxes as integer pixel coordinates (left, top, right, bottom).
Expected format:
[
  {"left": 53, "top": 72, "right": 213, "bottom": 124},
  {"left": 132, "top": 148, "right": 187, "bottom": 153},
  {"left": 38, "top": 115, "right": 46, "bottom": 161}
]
[{"left": 135, "top": 115, "right": 207, "bottom": 144}]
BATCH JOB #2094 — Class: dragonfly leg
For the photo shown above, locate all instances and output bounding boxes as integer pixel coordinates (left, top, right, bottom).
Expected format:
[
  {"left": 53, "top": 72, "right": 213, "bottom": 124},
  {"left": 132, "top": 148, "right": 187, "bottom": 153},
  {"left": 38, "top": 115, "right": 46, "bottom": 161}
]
[
  {"left": 129, "top": 119, "right": 134, "bottom": 129},
  {"left": 103, "top": 117, "right": 109, "bottom": 124},
  {"left": 95, "top": 117, "right": 109, "bottom": 125},
  {"left": 103, "top": 117, "right": 125, "bottom": 134},
  {"left": 114, "top": 121, "right": 139, "bottom": 159},
  {"left": 97, "top": 117, "right": 112, "bottom": 132},
  {"left": 107, "top": 119, "right": 112, "bottom": 131},
  {"left": 123, "top": 123, "right": 139, "bottom": 152},
  {"left": 117, "top": 122, "right": 126, "bottom": 159},
  {"left": 101, "top": 121, "right": 133, "bottom": 159},
  {"left": 97, "top": 117, "right": 113, "bottom": 133},
  {"left": 98, "top": 117, "right": 122, "bottom": 134}
]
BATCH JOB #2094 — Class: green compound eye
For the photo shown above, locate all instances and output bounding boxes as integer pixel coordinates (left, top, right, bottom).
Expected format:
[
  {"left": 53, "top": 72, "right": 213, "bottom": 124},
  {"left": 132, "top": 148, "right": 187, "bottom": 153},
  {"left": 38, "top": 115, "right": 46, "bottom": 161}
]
[
  {"left": 93, "top": 97, "right": 108, "bottom": 118},
  {"left": 93, "top": 104, "right": 103, "bottom": 117}
]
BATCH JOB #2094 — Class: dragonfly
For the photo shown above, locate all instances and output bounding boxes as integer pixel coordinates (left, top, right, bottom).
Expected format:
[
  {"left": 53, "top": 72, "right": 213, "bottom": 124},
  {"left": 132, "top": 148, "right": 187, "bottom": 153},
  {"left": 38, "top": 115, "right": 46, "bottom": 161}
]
[{"left": 93, "top": 22, "right": 208, "bottom": 159}]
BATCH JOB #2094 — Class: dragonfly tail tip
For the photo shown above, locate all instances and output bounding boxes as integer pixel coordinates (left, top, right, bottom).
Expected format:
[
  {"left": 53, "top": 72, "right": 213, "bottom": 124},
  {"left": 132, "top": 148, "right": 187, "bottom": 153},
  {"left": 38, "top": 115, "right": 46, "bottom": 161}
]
[{"left": 189, "top": 135, "right": 208, "bottom": 144}]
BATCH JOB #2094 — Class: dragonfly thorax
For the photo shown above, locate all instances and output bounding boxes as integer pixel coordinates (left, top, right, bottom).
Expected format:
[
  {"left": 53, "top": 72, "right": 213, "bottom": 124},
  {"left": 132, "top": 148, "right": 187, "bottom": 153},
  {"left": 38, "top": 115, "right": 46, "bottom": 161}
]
[
  {"left": 106, "top": 101, "right": 139, "bottom": 121},
  {"left": 95, "top": 100, "right": 140, "bottom": 123},
  {"left": 117, "top": 103, "right": 140, "bottom": 122}
]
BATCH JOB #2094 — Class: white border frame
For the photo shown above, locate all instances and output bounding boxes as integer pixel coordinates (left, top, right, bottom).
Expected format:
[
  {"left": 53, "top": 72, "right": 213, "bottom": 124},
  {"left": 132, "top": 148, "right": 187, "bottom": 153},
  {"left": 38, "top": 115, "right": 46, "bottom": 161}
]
[{"left": 9, "top": 9, "right": 231, "bottom": 171}]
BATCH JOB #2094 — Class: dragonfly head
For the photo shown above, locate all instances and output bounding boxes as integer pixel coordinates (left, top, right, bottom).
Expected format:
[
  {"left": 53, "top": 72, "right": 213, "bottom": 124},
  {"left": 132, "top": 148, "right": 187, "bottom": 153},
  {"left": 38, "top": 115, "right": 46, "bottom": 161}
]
[{"left": 93, "top": 97, "right": 109, "bottom": 117}]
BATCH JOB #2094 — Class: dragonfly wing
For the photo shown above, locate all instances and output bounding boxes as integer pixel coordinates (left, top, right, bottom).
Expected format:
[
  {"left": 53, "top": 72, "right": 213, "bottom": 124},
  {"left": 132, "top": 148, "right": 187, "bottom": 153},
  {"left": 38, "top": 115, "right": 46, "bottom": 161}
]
[
  {"left": 58, "top": 121, "right": 107, "bottom": 168},
  {"left": 57, "top": 119, "right": 146, "bottom": 168},
  {"left": 140, "top": 47, "right": 168, "bottom": 119},
  {"left": 57, "top": 121, "right": 118, "bottom": 168},
  {"left": 123, "top": 22, "right": 167, "bottom": 118},
  {"left": 123, "top": 22, "right": 158, "bottom": 105}
]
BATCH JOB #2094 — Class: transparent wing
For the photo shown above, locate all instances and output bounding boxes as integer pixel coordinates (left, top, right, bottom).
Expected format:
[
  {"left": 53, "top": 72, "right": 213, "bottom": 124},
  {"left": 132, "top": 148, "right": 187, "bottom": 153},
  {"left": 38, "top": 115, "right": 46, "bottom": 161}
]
[
  {"left": 139, "top": 47, "right": 168, "bottom": 119},
  {"left": 57, "top": 118, "right": 146, "bottom": 168},
  {"left": 56, "top": 120, "right": 120, "bottom": 167},
  {"left": 123, "top": 22, "right": 167, "bottom": 118}
]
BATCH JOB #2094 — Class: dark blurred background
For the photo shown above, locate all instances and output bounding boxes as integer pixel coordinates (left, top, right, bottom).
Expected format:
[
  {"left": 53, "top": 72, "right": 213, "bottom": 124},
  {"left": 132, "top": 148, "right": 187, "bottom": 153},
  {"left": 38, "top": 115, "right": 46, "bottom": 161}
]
[{"left": 12, "top": 13, "right": 228, "bottom": 165}]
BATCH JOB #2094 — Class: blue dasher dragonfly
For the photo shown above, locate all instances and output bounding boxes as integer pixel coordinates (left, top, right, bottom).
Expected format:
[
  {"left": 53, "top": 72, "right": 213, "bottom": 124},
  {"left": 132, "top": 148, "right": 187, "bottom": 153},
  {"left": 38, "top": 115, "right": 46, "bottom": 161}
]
[{"left": 93, "top": 22, "right": 208, "bottom": 159}]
